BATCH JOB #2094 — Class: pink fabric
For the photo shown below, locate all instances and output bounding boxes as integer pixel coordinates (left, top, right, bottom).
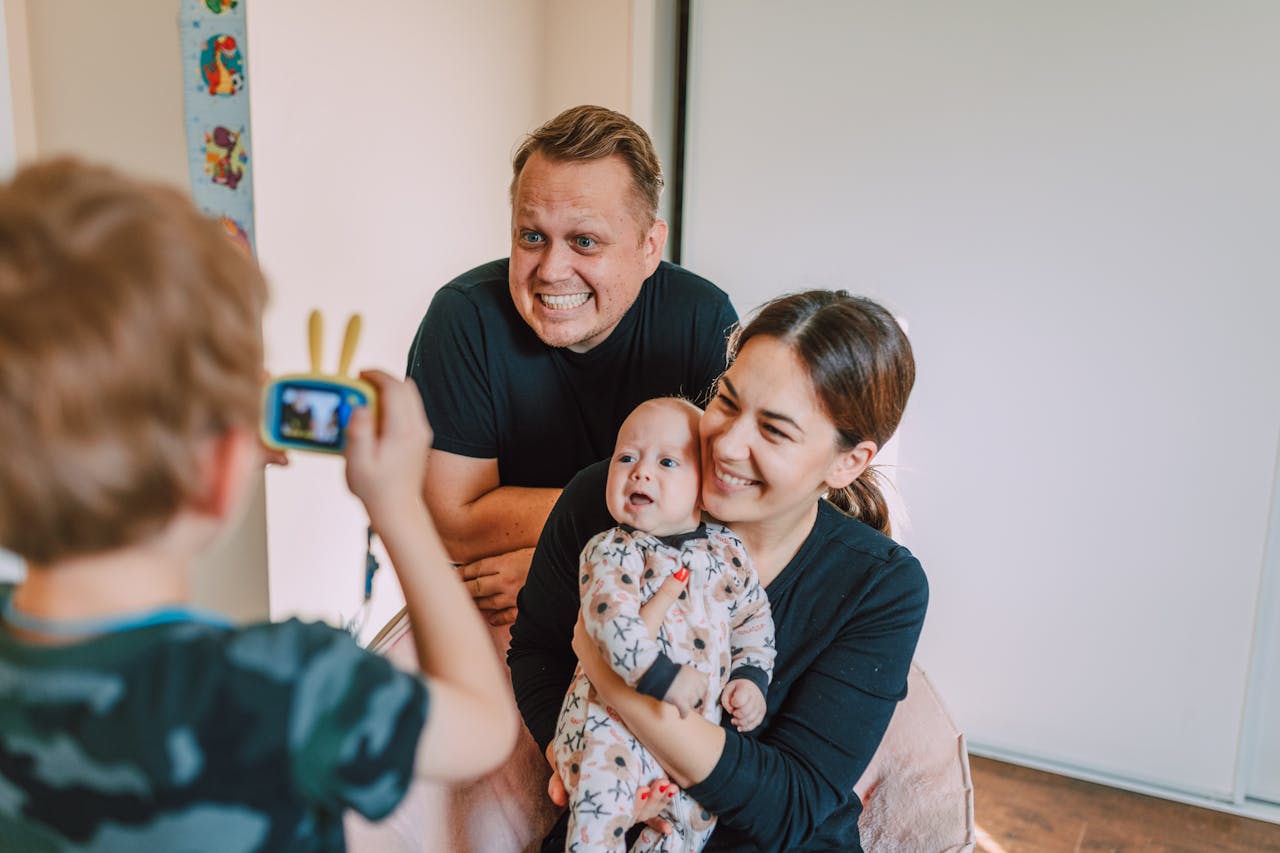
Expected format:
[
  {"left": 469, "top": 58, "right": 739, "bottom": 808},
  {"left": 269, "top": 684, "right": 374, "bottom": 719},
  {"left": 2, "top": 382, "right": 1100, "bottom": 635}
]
[
  {"left": 853, "top": 663, "right": 976, "bottom": 852},
  {"left": 345, "top": 617, "right": 559, "bottom": 853},
  {"left": 348, "top": 615, "right": 974, "bottom": 853}
]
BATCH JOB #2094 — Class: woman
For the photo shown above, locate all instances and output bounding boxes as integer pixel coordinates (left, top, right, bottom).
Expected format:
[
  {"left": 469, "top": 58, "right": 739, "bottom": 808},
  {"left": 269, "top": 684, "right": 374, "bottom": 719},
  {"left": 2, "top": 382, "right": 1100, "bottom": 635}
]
[{"left": 509, "top": 290, "right": 928, "bottom": 851}]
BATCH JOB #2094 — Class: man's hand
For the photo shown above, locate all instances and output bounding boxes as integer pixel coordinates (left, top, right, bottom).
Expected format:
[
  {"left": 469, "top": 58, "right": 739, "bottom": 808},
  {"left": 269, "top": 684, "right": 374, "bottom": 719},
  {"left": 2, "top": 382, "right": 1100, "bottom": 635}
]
[
  {"left": 457, "top": 546, "right": 534, "bottom": 626},
  {"left": 721, "top": 678, "right": 766, "bottom": 732},
  {"left": 662, "top": 664, "right": 709, "bottom": 719}
]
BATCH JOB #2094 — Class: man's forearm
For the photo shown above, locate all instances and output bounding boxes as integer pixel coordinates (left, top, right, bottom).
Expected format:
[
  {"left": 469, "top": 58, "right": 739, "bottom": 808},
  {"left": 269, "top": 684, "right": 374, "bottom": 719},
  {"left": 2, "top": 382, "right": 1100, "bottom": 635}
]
[{"left": 435, "top": 484, "right": 560, "bottom": 563}]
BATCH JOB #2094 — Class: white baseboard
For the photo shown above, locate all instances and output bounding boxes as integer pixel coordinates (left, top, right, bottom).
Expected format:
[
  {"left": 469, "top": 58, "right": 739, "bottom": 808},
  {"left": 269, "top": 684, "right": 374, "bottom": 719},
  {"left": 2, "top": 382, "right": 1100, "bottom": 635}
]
[{"left": 968, "top": 743, "right": 1280, "bottom": 826}]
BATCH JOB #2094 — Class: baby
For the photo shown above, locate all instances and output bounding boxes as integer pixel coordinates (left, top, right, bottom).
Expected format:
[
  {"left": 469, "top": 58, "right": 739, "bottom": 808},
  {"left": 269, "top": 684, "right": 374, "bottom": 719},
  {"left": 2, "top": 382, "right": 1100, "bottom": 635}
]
[{"left": 552, "top": 398, "right": 776, "bottom": 853}]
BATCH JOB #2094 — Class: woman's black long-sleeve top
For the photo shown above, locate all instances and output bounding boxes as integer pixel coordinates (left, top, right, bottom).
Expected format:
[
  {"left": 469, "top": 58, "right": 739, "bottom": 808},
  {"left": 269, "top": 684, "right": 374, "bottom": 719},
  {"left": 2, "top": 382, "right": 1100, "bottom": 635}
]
[{"left": 508, "top": 460, "right": 928, "bottom": 852}]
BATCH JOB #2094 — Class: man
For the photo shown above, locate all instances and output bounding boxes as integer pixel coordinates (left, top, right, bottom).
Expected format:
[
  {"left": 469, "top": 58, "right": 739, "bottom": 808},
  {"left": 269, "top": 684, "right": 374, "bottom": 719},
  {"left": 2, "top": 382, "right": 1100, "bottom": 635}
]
[{"left": 406, "top": 105, "right": 737, "bottom": 626}]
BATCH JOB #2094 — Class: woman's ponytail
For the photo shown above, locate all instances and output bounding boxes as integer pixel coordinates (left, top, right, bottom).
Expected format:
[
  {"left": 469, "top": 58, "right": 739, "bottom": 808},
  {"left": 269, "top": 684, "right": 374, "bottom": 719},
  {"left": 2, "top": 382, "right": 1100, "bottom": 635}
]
[{"left": 828, "top": 466, "right": 892, "bottom": 536}]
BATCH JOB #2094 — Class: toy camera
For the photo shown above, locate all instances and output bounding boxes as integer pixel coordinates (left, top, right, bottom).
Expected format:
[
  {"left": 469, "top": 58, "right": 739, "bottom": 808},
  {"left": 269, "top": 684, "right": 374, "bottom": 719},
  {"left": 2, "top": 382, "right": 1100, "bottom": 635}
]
[{"left": 261, "top": 311, "right": 376, "bottom": 455}]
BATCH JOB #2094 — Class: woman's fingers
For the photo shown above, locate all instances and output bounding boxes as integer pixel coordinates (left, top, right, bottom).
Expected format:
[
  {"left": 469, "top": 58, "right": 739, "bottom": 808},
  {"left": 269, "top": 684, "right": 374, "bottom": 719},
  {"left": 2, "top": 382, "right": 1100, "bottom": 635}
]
[
  {"left": 571, "top": 611, "right": 590, "bottom": 659},
  {"left": 634, "top": 779, "right": 677, "bottom": 833},
  {"left": 547, "top": 770, "right": 567, "bottom": 807},
  {"left": 544, "top": 743, "right": 568, "bottom": 807},
  {"left": 639, "top": 574, "right": 687, "bottom": 638}
]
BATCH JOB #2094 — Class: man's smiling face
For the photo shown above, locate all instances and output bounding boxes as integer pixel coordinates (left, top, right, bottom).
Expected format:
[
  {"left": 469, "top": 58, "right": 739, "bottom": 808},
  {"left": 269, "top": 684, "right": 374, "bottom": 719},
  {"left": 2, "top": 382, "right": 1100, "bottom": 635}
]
[{"left": 508, "top": 152, "right": 665, "bottom": 353}]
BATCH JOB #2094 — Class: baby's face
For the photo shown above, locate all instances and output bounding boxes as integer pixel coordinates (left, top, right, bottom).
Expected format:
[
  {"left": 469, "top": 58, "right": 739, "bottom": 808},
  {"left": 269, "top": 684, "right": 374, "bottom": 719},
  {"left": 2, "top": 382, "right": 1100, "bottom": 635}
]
[{"left": 605, "top": 401, "right": 702, "bottom": 537}]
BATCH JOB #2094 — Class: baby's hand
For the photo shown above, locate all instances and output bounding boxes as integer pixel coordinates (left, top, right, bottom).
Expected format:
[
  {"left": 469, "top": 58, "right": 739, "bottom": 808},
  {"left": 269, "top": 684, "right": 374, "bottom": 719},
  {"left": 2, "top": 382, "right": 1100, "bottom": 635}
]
[
  {"left": 721, "top": 679, "right": 766, "bottom": 732},
  {"left": 661, "top": 664, "right": 709, "bottom": 719}
]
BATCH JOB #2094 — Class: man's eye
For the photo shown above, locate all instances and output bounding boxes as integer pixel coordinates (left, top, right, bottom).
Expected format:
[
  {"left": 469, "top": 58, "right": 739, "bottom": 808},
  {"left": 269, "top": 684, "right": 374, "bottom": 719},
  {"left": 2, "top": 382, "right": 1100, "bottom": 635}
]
[
  {"left": 574, "top": 236, "right": 596, "bottom": 249},
  {"left": 520, "top": 232, "right": 544, "bottom": 245},
  {"left": 659, "top": 458, "right": 678, "bottom": 468}
]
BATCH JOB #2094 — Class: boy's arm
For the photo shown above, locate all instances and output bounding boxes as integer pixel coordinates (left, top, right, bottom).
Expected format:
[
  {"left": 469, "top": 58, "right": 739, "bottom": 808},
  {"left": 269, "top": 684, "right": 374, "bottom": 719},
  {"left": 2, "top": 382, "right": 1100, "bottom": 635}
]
[{"left": 345, "top": 371, "right": 517, "bottom": 781}]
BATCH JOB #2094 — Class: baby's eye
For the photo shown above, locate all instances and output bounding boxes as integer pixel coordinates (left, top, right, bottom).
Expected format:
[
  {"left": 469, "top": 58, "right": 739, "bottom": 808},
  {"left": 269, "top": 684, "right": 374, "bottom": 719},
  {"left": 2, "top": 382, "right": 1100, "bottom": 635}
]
[
  {"left": 617, "top": 453, "right": 636, "bottom": 464},
  {"left": 574, "top": 236, "right": 597, "bottom": 250},
  {"left": 659, "top": 457, "right": 679, "bottom": 468}
]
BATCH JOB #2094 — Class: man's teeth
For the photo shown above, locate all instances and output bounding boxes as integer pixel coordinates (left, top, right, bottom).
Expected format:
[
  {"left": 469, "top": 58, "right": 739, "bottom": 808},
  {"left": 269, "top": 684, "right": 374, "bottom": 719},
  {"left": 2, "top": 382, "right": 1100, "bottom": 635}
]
[
  {"left": 539, "top": 293, "right": 591, "bottom": 309},
  {"left": 717, "top": 469, "right": 755, "bottom": 487}
]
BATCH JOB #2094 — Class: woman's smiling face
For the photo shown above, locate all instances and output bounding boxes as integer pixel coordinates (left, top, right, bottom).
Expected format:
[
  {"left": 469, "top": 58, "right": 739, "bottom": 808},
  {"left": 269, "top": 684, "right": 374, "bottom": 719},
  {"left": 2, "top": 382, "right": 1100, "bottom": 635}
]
[{"left": 699, "top": 335, "right": 860, "bottom": 528}]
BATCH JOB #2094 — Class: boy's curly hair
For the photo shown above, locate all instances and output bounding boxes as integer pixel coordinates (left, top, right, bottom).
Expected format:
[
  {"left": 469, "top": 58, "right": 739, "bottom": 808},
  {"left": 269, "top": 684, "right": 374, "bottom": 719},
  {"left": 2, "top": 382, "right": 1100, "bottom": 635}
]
[{"left": 0, "top": 159, "right": 267, "bottom": 564}]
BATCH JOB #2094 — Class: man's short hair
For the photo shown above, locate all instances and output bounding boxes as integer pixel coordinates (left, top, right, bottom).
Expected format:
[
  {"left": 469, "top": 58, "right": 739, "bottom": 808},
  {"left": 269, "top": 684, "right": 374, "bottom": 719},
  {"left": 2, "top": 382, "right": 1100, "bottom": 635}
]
[
  {"left": 0, "top": 159, "right": 268, "bottom": 564},
  {"left": 510, "top": 105, "right": 664, "bottom": 226}
]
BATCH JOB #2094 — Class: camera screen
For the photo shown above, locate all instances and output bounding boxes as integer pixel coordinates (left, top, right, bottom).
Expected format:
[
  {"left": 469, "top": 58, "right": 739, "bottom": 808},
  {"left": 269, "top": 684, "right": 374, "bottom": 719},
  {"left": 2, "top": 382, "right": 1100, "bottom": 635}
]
[{"left": 279, "top": 384, "right": 347, "bottom": 448}]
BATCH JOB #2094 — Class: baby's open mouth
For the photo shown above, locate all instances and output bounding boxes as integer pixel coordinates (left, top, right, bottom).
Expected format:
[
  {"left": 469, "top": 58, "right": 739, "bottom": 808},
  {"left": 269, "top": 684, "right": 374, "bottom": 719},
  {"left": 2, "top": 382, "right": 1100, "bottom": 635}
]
[{"left": 628, "top": 492, "right": 653, "bottom": 506}]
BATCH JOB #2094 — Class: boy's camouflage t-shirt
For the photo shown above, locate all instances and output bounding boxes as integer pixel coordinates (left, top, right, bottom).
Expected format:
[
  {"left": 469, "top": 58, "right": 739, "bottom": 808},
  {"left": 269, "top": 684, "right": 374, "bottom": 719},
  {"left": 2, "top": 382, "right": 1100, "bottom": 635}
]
[{"left": 0, "top": 589, "right": 429, "bottom": 852}]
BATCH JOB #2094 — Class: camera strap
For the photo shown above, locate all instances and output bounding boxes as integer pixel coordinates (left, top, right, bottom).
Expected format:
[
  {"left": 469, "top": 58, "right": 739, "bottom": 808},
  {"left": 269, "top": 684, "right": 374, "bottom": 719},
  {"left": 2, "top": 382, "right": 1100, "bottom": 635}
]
[{"left": 344, "top": 524, "right": 381, "bottom": 637}]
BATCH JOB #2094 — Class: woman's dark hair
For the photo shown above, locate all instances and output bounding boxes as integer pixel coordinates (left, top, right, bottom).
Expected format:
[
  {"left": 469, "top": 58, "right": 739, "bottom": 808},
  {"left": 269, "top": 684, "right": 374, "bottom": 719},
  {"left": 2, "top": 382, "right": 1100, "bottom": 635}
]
[{"left": 729, "top": 290, "right": 915, "bottom": 535}]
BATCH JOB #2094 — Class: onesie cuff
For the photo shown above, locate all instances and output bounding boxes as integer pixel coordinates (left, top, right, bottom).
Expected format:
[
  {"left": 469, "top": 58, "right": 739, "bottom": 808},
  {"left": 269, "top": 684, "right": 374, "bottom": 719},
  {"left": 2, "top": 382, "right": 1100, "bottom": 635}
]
[
  {"left": 636, "top": 652, "right": 680, "bottom": 700},
  {"left": 727, "top": 665, "right": 770, "bottom": 698}
]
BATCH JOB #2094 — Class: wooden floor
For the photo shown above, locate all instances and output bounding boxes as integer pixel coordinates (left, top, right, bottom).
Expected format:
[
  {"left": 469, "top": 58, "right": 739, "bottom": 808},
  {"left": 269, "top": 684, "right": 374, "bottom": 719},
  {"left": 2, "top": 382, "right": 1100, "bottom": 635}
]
[{"left": 970, "top": 756, "right": 1280, "bottom": 852}]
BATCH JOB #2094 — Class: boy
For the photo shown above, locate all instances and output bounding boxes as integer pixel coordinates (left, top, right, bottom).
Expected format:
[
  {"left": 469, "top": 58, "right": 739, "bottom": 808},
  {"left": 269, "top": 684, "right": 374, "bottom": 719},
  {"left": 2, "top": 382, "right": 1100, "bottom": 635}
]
[
  {"left": 552, "top": 398, "right": 775, "bottom": 852},
  {"left": 0, "top": 159, "right": 516, "bottom": 851}
]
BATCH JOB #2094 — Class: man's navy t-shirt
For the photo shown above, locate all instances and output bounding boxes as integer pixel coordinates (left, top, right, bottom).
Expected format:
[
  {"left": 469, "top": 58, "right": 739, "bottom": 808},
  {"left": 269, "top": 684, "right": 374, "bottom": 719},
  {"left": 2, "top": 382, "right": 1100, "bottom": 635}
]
[{"left": 406, "top": 259, "right": 738, "bottom": 488}]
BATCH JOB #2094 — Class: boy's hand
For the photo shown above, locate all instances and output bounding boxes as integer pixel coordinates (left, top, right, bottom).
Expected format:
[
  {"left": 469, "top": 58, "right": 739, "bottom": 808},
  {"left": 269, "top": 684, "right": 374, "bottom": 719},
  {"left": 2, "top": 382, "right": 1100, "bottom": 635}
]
[
  {"left": 661, "top": 664, "right": 709, "bottom": 719},
  {"left": 343, "top": 370, "right": 432, "bottom": 522},
  {"left": 720, "top": 678, "right": 766, "bottom": 732}
]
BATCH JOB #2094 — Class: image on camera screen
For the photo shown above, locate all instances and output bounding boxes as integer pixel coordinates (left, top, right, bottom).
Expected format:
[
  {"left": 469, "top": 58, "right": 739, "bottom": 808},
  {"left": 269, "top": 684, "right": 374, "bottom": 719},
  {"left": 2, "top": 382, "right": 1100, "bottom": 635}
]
[{"left": 279, "top": 385, "right": 346, "bottom": 448}]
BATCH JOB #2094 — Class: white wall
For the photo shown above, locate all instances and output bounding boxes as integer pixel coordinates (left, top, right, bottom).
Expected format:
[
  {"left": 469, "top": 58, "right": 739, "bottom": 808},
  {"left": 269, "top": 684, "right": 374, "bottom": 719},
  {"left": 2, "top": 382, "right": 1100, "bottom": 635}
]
[
  {"left": 249, "top": 1, "right": 547, "bottom": 634},
  {"left": 543, "top": 0, "right": 633, "bottom": 118},
  {"left": 543, "top": 0, "right": 680, "bottom": 234},
  {"left": 2, "top": 0, "right": 678, "bottom": 635},
  {"left": 684, "top": 0, "right": 1280, "bottom": 803},
  {"left": 3, "top": 0, "right": 270, "bottom": 622},
  {"left": 252, "top": 2, "right": 679, "bottom": 637},
  {"left": 0, "top": 0, "right": 18, "bottom": 175}
]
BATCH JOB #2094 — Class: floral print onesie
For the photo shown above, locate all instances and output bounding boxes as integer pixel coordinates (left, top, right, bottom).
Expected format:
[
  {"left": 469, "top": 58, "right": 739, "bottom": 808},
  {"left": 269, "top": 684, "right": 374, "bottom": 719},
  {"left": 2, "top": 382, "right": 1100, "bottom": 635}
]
[{"left": 553, "top": 522, "right": 775, "bottom": 852}]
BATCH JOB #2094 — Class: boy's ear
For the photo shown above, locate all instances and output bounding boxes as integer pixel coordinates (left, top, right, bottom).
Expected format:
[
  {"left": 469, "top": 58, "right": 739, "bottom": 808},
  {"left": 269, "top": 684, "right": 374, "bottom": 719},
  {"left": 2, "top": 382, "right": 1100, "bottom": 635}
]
[
  {"left": 193, "top": 427, "right": 259, "bottom": 520},
  {"left": 824, "top": 440, "right": 878, "bottom": 491}
]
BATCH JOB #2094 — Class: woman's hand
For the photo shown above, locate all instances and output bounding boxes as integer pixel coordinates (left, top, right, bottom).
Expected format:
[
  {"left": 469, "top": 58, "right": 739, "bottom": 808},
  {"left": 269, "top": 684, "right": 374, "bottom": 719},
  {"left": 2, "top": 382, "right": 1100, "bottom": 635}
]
[
  {"left": 545, "top": 726, "right": 676, "bottom": 837},
  {"left": 632, "top": 781, "right": 676, "bottom": 837},
  {"left": 545, "top": 742, "right": 567, "bottom": 807},
  {"left": 572, "top": 572, "right": 687, "bottom": 697},
  {"left": 542, "top": 717, "right": 675, "bottom": 829},
  {"left": 639, "top": 574, "right": 688, "bottom": 638}
]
